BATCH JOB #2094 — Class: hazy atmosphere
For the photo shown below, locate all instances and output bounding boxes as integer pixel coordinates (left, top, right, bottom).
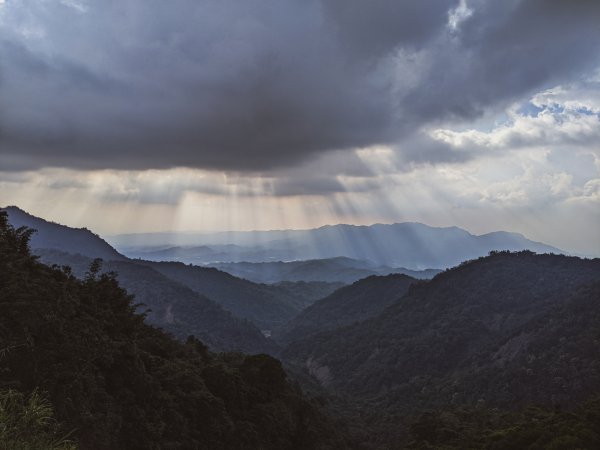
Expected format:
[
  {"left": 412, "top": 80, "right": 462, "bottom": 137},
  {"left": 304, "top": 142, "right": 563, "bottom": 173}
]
[
  {"left": 2, "top": 3, "right": 600, "bottom": 449},
  {"left": 1, "top": 0, "right": 599, "bottom": 255}
]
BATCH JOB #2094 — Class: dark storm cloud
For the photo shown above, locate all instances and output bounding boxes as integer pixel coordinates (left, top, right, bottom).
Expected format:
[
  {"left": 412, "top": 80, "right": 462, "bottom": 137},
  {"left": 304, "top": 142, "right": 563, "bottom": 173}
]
[
  {"left": 403, "top": 0, "right": 600, "bottom": 126},
  {"left": 0, "top": 0, "right": 598, "bottom": 172},
  {"left": 321, "top": 0, "right": 456, "bottom": 58},
  {"left": 0, "top": 0, "right": 395, "bottom": 171}
]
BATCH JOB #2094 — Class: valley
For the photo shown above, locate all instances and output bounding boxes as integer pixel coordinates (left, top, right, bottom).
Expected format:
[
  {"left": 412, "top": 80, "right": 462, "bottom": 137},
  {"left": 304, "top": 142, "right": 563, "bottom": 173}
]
[
  {"left": 2, "top": 206, "right": 599, "bottom": 448},
  {"left": 2, "top": 3, "right": 598, "bottom": 448}
]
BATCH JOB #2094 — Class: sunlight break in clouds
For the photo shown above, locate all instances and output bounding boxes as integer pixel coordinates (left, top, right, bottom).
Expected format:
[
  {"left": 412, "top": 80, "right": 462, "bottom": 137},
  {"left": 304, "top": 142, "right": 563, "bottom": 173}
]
[
  {"left": 1, "top": 78, "right": 600, "bottom": 254},
  {"left": 447, "top": 0, "right": 473, "bottom": 31},
  {"left": 0, "top": 0, "right": 599, "bottom": 255}
]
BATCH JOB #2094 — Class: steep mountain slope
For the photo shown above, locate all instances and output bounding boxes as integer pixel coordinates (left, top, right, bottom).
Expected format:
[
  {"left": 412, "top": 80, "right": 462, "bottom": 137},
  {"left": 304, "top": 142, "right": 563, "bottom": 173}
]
[
  {"left": 211, "top": 257, "right": 439, "bottom": 284},
  {"left": 140, "top": 260, "right": 304, "bottom": 330},
  {"left": 283, "top": 252, "right": 600, "bottom": 405},
  {"left": 0, "top": 212, "right": 347, "bottom": 450},
  {"left": 275, "top": 274, "right": 417, "bottom": 345},
  {"left": 110, "top": 222, "right": 561, "bottom": 268},
  {"left": 36, "top": 249, "right": 277, "bottom": 355},
  {"left": 4, "top": 207, "right": 306, "bottom": 341},
  {"left": 281, "top": 252, "right": 600, "bottom": 447},
  {"left": 2, "top": 206, "right": 125, "bottom": 261},
  {"left": 401, "top": 282, "right": 600, "bottom": 449}
]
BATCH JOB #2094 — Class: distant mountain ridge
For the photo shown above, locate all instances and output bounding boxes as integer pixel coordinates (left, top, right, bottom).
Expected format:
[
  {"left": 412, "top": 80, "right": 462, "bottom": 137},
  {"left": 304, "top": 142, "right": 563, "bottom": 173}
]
[
  {"left": 210, "top": 257, "right": 440, "bottom": 284},
  {"left": 4, "top": 207, "right": 598, "bottom": 448},
  {"left": 109, "top": 222, "right": 562, "bottom": 269}
]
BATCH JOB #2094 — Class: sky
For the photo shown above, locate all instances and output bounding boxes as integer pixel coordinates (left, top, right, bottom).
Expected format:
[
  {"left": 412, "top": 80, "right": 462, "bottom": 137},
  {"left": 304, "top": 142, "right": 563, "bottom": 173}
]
[{"left": 0, "top": 0, "right": 599, "bottom": 255}]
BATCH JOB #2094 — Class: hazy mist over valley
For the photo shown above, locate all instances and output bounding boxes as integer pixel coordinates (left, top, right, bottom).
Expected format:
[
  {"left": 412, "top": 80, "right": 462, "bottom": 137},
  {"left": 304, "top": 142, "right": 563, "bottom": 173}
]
[
  {"left": 107, "top": 222, "right": 562, "bottom": 269},
  {"left": 1, "top": 0, "right": 599, "bottom": 448}
]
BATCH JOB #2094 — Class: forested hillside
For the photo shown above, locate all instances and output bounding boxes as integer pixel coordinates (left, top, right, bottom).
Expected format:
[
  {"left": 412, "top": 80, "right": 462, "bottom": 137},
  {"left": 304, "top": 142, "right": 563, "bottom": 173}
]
[
  {"left": 0, "top": 212, "right": 346, "bottom": 449},
  {"left": 275, "top": 273, "right": 416, "bottom": 345},
  {"left": 140, "top": 260, "right": 305, "bottom": 330},
  {"left": 36, "top": 249, "right": 277, "bottom": 355},
  {"left": 282, "top": 252, "right": 600, "bottom": 447},
  {"left": 3, "top": 207, "right": 598, "bottom": 449},
  {"left": 3, "top": 207, "right": 328, "bottom": 350}
]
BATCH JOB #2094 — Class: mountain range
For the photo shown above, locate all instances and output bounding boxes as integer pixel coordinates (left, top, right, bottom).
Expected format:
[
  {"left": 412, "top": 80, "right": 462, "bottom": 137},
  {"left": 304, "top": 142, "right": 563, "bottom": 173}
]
[
  {"left": 2, "top": 205, "right": 599, "bottom": 449},
  {"left": 1, "top": 206, "right": 333, "bottom": 353},
  {"left": 109, "top": 222, "right": 561, "bottom": 268}
]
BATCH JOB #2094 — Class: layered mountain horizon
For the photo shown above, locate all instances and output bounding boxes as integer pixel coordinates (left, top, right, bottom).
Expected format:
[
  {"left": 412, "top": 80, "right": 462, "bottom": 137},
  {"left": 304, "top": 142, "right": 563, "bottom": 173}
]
[
  {"left": 2, "top": 204, "right": 599, "bottom": 448},
  {"left": 108, "top": 213, "right": 561, "bottom": 269},
  {"left": 3, "top": 204, "right": 563, "bottom": 273},
  {"left": 2, "top": 3, "right": 598, "bottom": 448}
]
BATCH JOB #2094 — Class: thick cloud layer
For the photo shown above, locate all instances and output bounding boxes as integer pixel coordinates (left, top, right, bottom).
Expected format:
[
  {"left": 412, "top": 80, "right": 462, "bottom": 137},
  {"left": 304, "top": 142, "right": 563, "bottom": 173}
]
[{"left": 0, "top": 0, "right": 599, "bottom": 171}]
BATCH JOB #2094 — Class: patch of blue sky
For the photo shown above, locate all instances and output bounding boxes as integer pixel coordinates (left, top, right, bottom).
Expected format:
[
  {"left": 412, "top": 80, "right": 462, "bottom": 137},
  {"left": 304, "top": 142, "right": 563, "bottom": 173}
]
[
  {"left": 571, "top": 106, "right": 598, "bottom": 117},
  {"left": 517, "top": 102, "right": 544, "bottom": 117}
]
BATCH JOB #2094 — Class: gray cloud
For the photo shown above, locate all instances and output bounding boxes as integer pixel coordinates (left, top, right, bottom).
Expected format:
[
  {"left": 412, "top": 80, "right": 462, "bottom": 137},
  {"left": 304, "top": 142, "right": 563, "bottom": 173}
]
[
  {"left": 270, "top": 177, "right": 346, "bottom": 197},
  {"left": 393, "top": 132, "right": 474, "bottom": 168},
  {"left": 0, "top": 0, "right": 598, "bottom": 172},
  {"left": 322, "top": 0, "right": 456, "bottom": 58},
  {"left": 403, "top": 0, "right": 600, "bottom": 126}
]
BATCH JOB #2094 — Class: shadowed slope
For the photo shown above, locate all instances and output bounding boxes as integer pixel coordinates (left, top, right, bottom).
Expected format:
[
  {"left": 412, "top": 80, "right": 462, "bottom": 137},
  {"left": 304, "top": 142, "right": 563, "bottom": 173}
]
[
  {"left": 0, "top": 211, "right": 347, "bottom": 449},
  {"left": 3, "top": 206, "right": 125, "bottom": 261},
  {"left": 283, "top": 252, "right": 600, "bottom": 404},
  {"left": 36, "top": 249, "right": 278, "bottom": 355},
  {"left": 275, "top": 273, "right": 417, "bottom": 345},
  {"left": 141, "top": 260, "right": 304, "bottom": 330}
]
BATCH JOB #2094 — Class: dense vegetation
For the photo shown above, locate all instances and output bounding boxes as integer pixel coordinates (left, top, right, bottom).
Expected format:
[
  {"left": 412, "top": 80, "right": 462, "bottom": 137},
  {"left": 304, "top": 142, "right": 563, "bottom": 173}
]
[
  {"left": 275, "top": 273, "right": 416, "bottom": 345},
  {"left": 3, "top": 207, "right": 599, "bottom": 449},
  {"left": 35, "top": 249, "right": 277, "bottom": 355},
  {"left": 140, "top": 260, "right": 306, "bottom": 330},
  {"left": 3, "top": 207, "right": 336, "bottom": 337},
  {"left": 0, "top": 212, "right": 346, "bottom": 449},
  {"left": 406, "top": 397, "right": 600, "bottom": 449},
  {"left": 283, "top": 252, "right": 600, "bottom": 447}
]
